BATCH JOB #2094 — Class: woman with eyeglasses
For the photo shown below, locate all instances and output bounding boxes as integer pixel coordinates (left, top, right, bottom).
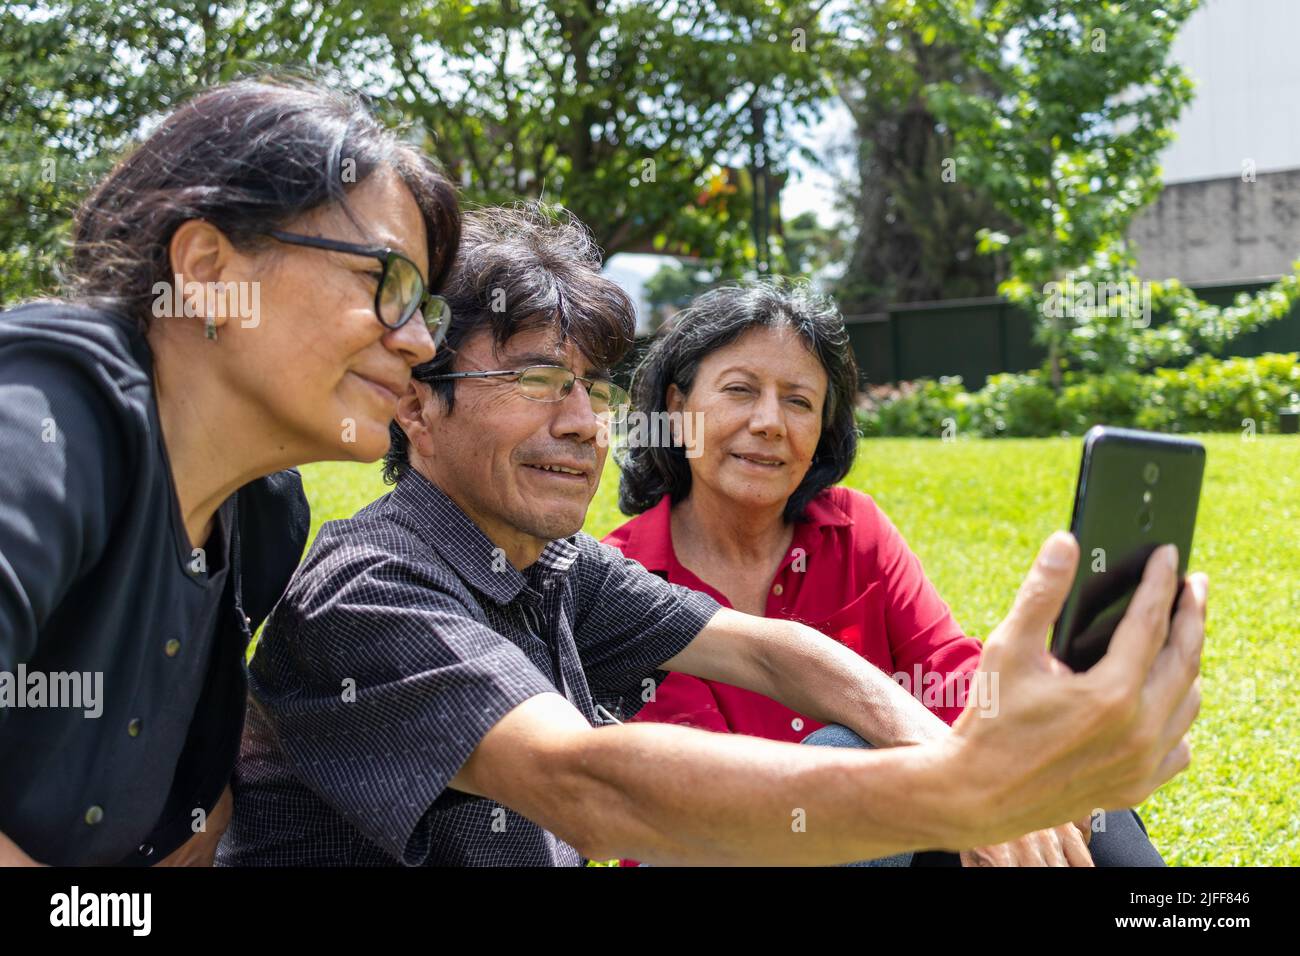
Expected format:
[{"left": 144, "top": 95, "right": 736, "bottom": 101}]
[{"left": 0, "top": 76, "right": 459, "bottom": 866}]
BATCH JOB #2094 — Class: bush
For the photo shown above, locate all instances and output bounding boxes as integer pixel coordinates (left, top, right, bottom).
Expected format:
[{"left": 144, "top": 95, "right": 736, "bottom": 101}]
[
  {"left": 1058, "top": 370, "right": 1147, "bottom": 433},
  {"left": 975, "top": 372, "right": 1066, "bottom": 437},
  {"left": 857, "top": 353, "right": 1300, "bottom": 437},
  {"left": 857, "top": 377, "right": 974, "bottom": 438},
  {"left": 1136, "top": 353, "right": 1300, "bottom": 433}
]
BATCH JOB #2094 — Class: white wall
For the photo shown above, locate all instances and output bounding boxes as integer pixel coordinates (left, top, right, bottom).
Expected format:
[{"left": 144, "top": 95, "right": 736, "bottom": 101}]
[{"left": 1159, "top": 0, "right": 1300, "bottom": 183}]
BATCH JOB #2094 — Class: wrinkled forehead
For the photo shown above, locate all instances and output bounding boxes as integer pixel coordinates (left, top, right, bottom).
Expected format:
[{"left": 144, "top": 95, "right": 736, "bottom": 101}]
[{"left": 484, "top": 320, "right": 613, "bottom": 378}]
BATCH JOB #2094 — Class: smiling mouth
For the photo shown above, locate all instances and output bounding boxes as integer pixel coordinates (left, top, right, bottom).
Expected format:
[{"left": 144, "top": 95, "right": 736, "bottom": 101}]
[
  {"left": 731, "top": 453, "right": 784, "bottom": 468},
  {"left": 523, "top": 463, "right": 588, "bottom": 478},
  {"left": 355, "top": 373, "right": 403, "bottom": 404}
]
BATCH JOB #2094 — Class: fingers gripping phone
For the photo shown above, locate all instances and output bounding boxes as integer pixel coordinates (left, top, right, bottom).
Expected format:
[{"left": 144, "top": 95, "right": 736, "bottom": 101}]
[{"left": 1050, "top": 426, "right": 1206, "bottom": 672}]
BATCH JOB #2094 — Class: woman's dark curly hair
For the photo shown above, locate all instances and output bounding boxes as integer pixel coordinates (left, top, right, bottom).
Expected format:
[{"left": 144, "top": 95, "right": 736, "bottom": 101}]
[{"left": 618, "top": 278, "right": 860, "bottom": 523}]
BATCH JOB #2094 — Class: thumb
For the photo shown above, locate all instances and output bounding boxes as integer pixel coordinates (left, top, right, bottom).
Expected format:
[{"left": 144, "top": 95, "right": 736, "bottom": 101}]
[{"left": 999, "top": 531, "right": 1079, "bottom": 649}]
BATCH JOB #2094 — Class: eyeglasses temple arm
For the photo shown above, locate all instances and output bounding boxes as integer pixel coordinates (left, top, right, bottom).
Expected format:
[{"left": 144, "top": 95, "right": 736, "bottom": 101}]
[{"left": 428, "top": 370, "right": 521, "bottom": 381}]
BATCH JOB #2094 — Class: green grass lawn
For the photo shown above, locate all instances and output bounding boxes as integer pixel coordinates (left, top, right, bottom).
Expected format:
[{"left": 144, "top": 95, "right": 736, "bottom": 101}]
[{"left": 298, "top": 433, "right": 1300, "bottom": 866}]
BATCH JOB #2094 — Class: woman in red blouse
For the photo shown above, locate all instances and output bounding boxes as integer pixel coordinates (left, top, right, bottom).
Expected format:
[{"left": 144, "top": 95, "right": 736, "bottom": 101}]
[{"left": 606, "top": 279, "right": 1164, "bottom": 867}]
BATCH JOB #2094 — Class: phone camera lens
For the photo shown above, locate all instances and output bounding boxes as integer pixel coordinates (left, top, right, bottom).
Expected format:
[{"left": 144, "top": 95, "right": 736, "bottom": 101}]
[
  {"left": 1137, "top": 505, "right": 1154, "bottom": 532},
  {"left": 1143, "top": 462, "right": 1160, "bottom": 485}
]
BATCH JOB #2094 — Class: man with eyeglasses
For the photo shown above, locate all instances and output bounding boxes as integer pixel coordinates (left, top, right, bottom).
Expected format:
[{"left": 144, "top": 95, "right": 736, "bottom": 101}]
[{"left": 218, "top": 204, "right": 1205, "bottom": 867}]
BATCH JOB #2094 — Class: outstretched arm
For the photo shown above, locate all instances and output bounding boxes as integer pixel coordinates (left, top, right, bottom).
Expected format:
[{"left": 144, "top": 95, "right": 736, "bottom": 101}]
[
  {"left": 450, "top": 533, "right": 1205, "bottom": 866},
  {"left": 660, "top": 607, "right": 952, "bottom": 747}
]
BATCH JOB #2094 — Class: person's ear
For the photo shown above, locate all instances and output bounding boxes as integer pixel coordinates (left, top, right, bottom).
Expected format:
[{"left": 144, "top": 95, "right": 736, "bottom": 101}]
[
  {"left": 665, "top": 382, "right": 685, "bottom": 415},
  {"left": 665, "top": 383, "right": 687, "bottom": 445},
  {"left": 167, "top": 219, "right": 240, "bottom": 336},
  {"left": 396, "top": 379, "right": 438, "bottom": 459}
]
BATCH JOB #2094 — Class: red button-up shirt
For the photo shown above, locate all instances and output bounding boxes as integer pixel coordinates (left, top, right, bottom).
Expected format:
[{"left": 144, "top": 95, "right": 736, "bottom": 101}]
[{"left": 602, "top": 486, "right": 984, "bottom": 741}]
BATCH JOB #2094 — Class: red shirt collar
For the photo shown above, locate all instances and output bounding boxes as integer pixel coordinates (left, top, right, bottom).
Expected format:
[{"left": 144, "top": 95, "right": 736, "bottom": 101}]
[{"left": 609, "top": 488, "right": 854, "bottom": 575}]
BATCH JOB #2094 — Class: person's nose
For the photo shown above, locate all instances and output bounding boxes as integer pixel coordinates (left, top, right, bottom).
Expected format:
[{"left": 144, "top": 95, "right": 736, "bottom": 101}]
[
  {"left": 383, "top": 312, "right": 437, "bottom": 367},
  {"left": 748, "top": 387, "right": 786, "bottom": 440},
  {"left": 551, "top": 379, "right": 601, "bottom": 444}
]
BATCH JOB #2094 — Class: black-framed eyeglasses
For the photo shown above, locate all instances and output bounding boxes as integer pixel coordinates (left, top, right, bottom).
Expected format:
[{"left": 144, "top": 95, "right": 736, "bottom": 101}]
[
  {"left": 429, "top": 365, "right": 631, "bottom": 419},
  {"left": 265, "top": 230, "right": 451, "bottom": 345}
]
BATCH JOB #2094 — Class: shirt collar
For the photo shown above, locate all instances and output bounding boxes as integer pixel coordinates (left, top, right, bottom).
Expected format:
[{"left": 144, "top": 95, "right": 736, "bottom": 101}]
[
  {"left": 800, "top": 488, "right": 855, "bottom": 530},
  {"left": 615, "top": 495, "right": 677, "bottom": 574},
  {"left": 617, "top": 488, "right": 854, "bottom": 575},
  {"left": 391, "top": 469, "right": 579, "bottom": 606}
]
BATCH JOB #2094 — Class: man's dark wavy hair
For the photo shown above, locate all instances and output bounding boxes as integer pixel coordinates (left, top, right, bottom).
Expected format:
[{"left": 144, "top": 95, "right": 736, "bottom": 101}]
[
  {"left": 382, "top": 202, "right": 637, "bottom": 484},
  {"left": 618, "top": 278, "right": 860, "bottom": 524}
]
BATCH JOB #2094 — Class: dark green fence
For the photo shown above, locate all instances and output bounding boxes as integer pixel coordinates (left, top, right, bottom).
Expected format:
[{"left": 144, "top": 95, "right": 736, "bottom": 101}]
[{"left": 845, "top": 277, "right": 1300, "bottom": 389}]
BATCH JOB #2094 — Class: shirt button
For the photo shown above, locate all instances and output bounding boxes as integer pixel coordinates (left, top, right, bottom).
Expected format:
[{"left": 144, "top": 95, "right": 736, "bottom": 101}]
[
  {"left": 791, "top": 717, "right": 805, "bottom": 732},
  {"left": 84, "top": 805, "right": 104, "bottom": 826},
  {"left": 138, "top": 844, "right": 155, "bottom": 858},
  {"left": 127, "top": 718, "right": 143, "bottom": 738},
  {"left": 772, "top": 583, "right": 784, "bottom": 596},
  {"left": 164, "top": 639, "right": 181, "bottom": 657}
]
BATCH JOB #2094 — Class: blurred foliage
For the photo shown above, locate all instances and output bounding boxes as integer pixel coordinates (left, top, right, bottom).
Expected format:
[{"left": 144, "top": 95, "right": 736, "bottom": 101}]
[
  {"left": 858, "top": 353, "right": 1300, "bottom": 438},
  {"left": 316, "top": 0, "right": 833, "bottom": 263},
  {"left": 897, "top": 0, "right": 1300, "bottom": 385},
  {"left": 0, "top": 0, "right": 832, "bottom": 304}
]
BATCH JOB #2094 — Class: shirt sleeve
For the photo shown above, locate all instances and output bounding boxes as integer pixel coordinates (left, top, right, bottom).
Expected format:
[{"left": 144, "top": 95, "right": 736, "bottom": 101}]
[
  {"left": 0, "top": 347, "right": 126, "bottom": 713},
  {"left": 847, "top": 489, "right": 984, "bottom": 725},
  {"left": 570, "top": 535, "right": 721, "bottom": 719},
  {"left": 248, "top": 535, "right": 558, "bottom": 865}
]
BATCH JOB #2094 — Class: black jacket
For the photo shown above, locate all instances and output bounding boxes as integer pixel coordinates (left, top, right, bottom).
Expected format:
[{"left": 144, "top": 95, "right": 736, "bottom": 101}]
[{"left": 0, "top": 301, "right": 309, "bottom": 865}]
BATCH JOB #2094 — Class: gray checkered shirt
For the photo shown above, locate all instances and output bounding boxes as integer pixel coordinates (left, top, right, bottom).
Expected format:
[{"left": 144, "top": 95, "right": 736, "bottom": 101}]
[{"left": 217, "top": 468, "right": 720, "bottom": 867}]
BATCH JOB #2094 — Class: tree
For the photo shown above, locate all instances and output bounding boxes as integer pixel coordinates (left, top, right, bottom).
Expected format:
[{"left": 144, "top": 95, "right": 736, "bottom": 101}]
[
  {"left": 926, "top": 0, "right": 1200, "bottom": 388},
  {"left": 828, "top": 0, "right": 1015, "bottom": 311},
  {"left": 1, "top": 0, "right": 833, "bottom": 306},
  {"left": 856, "top": 0, "right": 1300, "bottom": 386},
  {"left": 306, "top": 0, "right": 832, "bottom": 263}
]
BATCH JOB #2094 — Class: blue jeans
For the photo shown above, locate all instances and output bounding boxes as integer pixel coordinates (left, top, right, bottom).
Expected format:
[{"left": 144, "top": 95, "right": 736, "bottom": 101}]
[{"left": 800, "top": 723, "right": 1165, "bottom": 867}]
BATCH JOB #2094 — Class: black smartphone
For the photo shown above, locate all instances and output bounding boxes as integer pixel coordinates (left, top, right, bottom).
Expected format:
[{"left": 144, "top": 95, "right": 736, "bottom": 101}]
[{"left": 1050, "top": 426, "right": 1205, "bottom": 672}]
